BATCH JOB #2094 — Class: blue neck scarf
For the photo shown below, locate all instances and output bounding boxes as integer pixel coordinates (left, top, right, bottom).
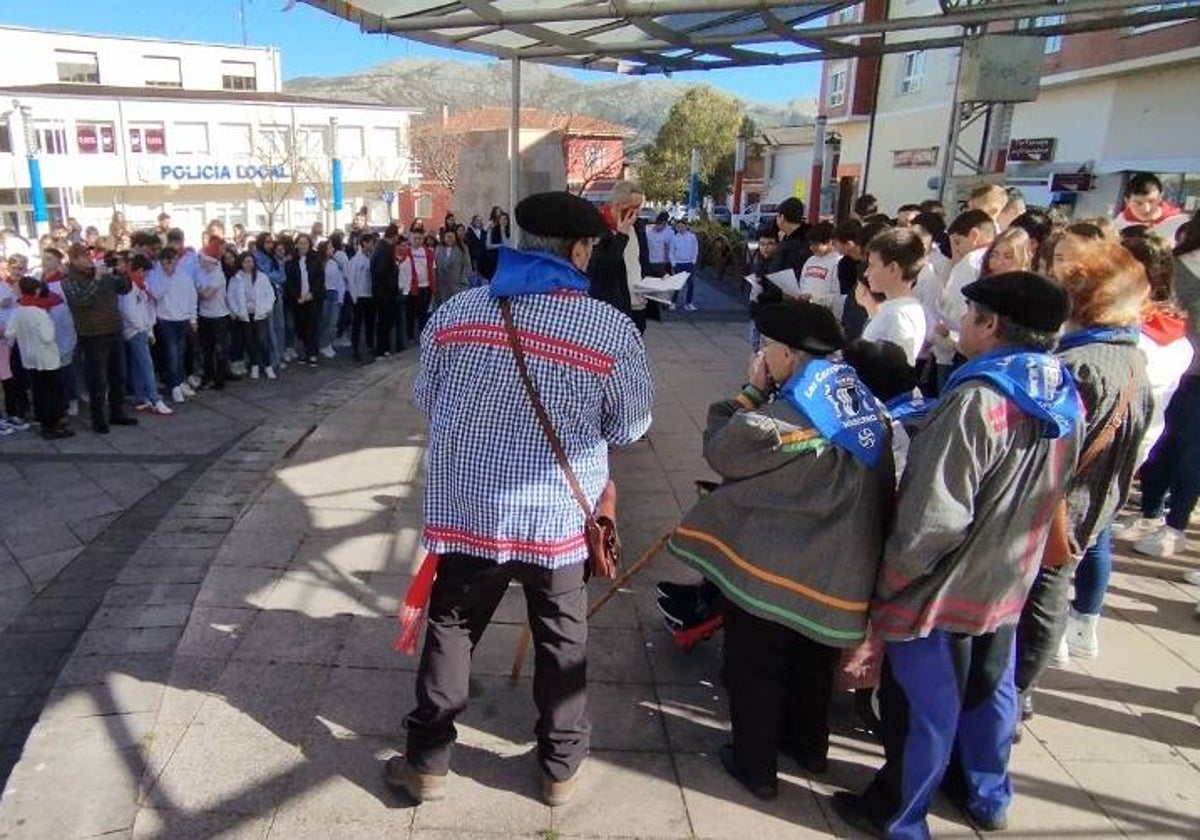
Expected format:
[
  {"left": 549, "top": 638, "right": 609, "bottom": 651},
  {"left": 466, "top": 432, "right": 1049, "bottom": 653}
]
[
  {"left": 1057, "top": 326, "right": 1140, "bottom": 351},
  {"left": 885, "top": 393, "right": 936, "bottom": 423},
  {"left": 943, "top": 349, "right": 1081, "bottom": 438},
  {"left": 487, "top": 246, "right": 590, "bottom": 298},
  {"left": 779, "top": 359, "right": 889, "bottom": 467}
]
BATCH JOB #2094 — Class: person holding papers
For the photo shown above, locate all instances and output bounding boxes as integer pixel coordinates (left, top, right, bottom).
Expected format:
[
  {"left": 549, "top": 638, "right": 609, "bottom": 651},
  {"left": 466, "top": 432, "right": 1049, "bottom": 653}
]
[
  {"left": 799, "top": 222, "right": 844, "bottom": 314},
  {"left": 669, "top": 219, "right": 700, "bottom": 311}
]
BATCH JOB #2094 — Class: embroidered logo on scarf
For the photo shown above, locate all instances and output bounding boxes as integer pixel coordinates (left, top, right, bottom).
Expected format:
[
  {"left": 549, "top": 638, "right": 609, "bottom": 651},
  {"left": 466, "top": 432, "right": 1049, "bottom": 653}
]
[
  {"left": 780, "top": 359, "right": 888, "bottom": 467},
  {"left": 943, "top": 349, "right": 1081, "bottom": 439}
]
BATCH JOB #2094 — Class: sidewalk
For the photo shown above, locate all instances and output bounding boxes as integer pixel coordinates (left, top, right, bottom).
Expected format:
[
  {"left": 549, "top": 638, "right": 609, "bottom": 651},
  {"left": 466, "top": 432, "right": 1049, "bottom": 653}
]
[{"left": 1, "top": 321, "right": 1199, "bottom": 839}]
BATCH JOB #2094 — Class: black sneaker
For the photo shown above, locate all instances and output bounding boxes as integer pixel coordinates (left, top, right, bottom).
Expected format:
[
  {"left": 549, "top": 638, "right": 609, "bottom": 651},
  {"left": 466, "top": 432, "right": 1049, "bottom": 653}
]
[
  {"left": 717, "top": 744, "right": 777, "bottom": 801},
  {"left": 109, "top": 416, "right": 138, "bottom": 426},
  {"left": 829, "top": 791, "right": 887, "bottom": 839}
]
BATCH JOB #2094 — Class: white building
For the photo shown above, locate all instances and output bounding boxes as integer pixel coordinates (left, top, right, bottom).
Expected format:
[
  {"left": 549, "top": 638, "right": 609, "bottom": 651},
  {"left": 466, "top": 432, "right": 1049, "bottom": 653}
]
[
  {"left": 819, "top": 2, "right": 1200, "bottom": 217},
  {"left": 0, "top": 26, "right": 418, "bottom": 238}
]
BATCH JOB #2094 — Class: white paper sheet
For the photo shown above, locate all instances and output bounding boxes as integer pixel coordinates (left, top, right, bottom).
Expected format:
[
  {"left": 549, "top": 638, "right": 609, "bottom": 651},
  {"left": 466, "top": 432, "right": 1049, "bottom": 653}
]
[
  {"left": 744, "top": 274, "right": 763, "bottom": 302},
  {"left": 634, "top": 271, "right": 690, "bottom": 294},
  {"left": 765, "top": 268, "right": 804, "bottom": 299}
]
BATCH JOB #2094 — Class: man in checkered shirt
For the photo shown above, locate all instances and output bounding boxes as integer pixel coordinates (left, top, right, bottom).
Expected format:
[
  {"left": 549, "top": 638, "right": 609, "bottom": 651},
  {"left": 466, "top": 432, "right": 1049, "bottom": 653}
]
[{"left": 388, "top": 191, "right": 654, "bottom": 808}]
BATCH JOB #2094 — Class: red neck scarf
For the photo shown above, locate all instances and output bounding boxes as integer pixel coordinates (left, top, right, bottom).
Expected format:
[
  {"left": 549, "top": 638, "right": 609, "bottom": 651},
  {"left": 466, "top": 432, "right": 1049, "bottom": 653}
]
[{"left": 18, "top": 292, "right": 62, "bottom": 309}]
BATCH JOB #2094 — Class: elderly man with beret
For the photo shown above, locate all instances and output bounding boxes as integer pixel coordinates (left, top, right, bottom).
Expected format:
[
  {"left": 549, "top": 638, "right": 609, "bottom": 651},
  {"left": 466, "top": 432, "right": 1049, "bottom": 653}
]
[
  {"left": 387, "top": 192, "right": 654, "bottom": 807},
  {"left": 833, "top": 272, "right": 1084, "bottom": 838}
]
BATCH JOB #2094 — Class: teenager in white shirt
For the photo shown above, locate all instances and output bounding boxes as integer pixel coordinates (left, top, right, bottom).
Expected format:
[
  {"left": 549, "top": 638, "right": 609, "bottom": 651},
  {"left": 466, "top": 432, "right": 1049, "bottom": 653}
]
[
  {"left": 195, "top": 239, "right": 232, "bottom": 390},
  {"left": 118, "top": 253, "right": 171, "bottom": 415},
  {"left": 860, "top": 228, "right": 928, "bottom": 366},
  {"left": 668, "top": 220, "right": 701, "bottom": 311},
  {"left": 227, "top": 252, "right": 277, "bottom": 380},
  {"left": 799, "top": 221, "right": 843, "bottom": 315},
  {"left": 147, "top": 245, "right": 199, "bottom": 403},
  {"left": 347, "top": 234, "right": 375, "bottom": 363},
  {"left": 931, "top": 210, "right": 996, "bottom": 388},
  {"left": 645, "top": 212, "right": 674, "bottom": 276},
  {"left": 319, "top": 239, "right": 346, "bottom": 358}
]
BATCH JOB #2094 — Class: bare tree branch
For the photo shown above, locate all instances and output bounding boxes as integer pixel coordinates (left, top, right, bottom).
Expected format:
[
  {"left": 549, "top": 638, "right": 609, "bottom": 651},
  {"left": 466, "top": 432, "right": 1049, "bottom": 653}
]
[{"left": 409, "top": 118, "right": 465, "bottom": 196}]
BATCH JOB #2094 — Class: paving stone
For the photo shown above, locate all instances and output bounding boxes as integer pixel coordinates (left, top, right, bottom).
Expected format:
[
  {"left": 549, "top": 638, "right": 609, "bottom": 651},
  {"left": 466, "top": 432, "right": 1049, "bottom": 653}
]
[
  {"left": 91, "top": 602, "right": 193, "bottom": 629},
  {"left": 1062, "top": 760, "right": 1200, "bottom": 837},
  {"left": 214, "top": 527, "right": 306, "bottom": 569},
  {"left": 261, "top": 569, "right": 401, "bottom": 618},
  {"left": 195, "top": 566, "right": 281, "bottom": 608},
  {"left": 54, "top": 653, "right": 173, "bottom": 688},
  {"left": 1023, "top": 688, "right": 1187, "bottom": 764},
  {"left": 103, "top": 582, "right": 201, "bottom": 608},
  {"left": 411, "top": 744, "right": 551, "bottom": 835},
  {"left": 131, "top": 807, "right": 274, "bottom": 840},
  {"left": 336, "top": 616, "right": 420, "bottom": 672},
  {"left": 549, "top": 750, "right": 690, "bottom": 837},
  {"left": 175, "top": 606, "right": 259, "bottom": 660},
  {"left": 40, "top": 673, "right": 166, "bottom": 722},
  {"left": 74, "top": 625, "right": 183, "bottom": 656},
  {"left": 585, "top": 681, "right": 669, "bottom": 752},
  {"left": 116, "top": 562, "right": 211, "bottom": 586},
  {"left": 316, "top": 666, "right": 414, "bottom": 738},
  {"left": 233, "top": 611, "right": 350, "bottom": 666}
]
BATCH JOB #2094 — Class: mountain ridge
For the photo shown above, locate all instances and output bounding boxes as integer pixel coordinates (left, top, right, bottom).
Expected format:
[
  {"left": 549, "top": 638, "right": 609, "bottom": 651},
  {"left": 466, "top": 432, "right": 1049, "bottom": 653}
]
[{"left": 283, "top": 57, "right": 817, "bottom": 145}]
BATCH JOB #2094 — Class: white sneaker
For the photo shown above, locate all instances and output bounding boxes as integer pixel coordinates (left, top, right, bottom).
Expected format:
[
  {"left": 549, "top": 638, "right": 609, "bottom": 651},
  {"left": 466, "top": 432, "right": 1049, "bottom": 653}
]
[
  {"left": 0, "top": 420, "right": 13, "bottom": 437},
  {"left": 1182, "top": 569, "right": 1200, "bottom": 586},
  {"left": 684, "top": 303, "right": 698, "bottom": 311},
  {"left": 1065, "top": 608, "right": 1100, "bottom": 659},
  {"left": 265, "top": 366, "right": 277, "bottom": 380},
  {"left": 284, "top": 348, "right": 297, "bottom": 362},
  {"left": 250, "top": 366, "right": 261, "bottom": 380},
  {"left": 230, "top": 361, "right": 247, "bottom": 377},
  {"left": 320, "top": 346, "right": 337, "bottom": 359},
  {"left": 1134, "top": 525, "right": 1188, "bottom": 559},
  {"left": 335, "top": 336, "right": 352, "bottom": 348},
  {"left": 1112, "top": 513, "right": 1165, "bottom": 540},
  {"left": 68, "top": 400, "right": 79, "bottom": 417},
  {"left": 1051, "top": 633, "right": 1071, "bottom": 668},
  {"left": 151, "top": 400, "right": 174, "bottom": 416},
  {"left": 187, "top": 374, "right": 202, "bottom": 389},
  {"left": 171, "top": 385, "right": 186, "bottom": 404},
  {"left": 181, "top": 383, "right": 197, "bottom": 398}
]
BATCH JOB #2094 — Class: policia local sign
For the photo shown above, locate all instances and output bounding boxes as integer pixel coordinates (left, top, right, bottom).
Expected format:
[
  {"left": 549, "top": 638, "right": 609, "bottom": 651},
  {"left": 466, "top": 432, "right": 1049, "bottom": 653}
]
[{"left": 137, "top": 161, "right": 290, "bottom": 183}]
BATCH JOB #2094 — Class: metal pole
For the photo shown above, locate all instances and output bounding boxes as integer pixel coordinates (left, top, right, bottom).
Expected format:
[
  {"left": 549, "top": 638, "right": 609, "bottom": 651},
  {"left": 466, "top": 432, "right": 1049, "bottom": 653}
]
[
  {"left": 18, "top": 105, "right": 49, "bottom": 237},
  {"left": 732, "top": 137, "right": 746, "bottom": 214},
  {"left": 808, "top": 114, "right": 826, "bottom": 224},
  {"left": 687, "top": 148, "right": 700, "bottom": 217},
  {"left": 329, "top": 116, "right": 343, "bottom": 233},
  {"left": 509, "top": 57, "right": 521, "bottom": 210},
  {"left": 937, "top": 41, "right": 966, "bottom": 206}
]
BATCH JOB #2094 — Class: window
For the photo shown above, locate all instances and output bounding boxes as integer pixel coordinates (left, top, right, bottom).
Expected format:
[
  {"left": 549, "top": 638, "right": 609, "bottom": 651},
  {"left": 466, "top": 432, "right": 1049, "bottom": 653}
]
[
  {"left": 55, "top": 50, "right": 100, "bottom": 84},
  {"left": 221, "top": 61, "right": 257, "bottom": 91},
  {"left": 828, "top": 65, "right": 848, "bottom": 107},
  {"left": 371, "top": 126, "right": 400, "bottom": 157},
  {"left": 298, "top": 125, "right": 328, "bottom": 157},
  {"left": 144, "top": 55, "right": 182, "bottom": 88},
  {"left": 128, "top": 123, "right": 166, "bottom": 154},
  {"left": 214, "top": 122, "right": 252, "bottom": 156},
  {"left": 0, "top": 122, "right": 11, "bottom": 154},
  {"left": 1129, "top": 2, "right": 1200, "bottom": 33},
  {"left": 257, "top": 126, "right": 293, "bottom": 160},
  {"left": 335, "top": 125, "right": 364, "bottom": 157},
  {"left": 583, "top": 145, "right": 606, "bottom": 170},
  {"left": 34, "top": 123, "right": 68, "bottom": 155},
  {"left": 837, "top": 4, "right": 857, "bottom": 24},
  {"left": 172, "top": 122, "right": 209, "bottom": 155},
  {"left": 415, "top": 194, "right": 433, "bottom": 218},
  {"left": 76, "top": 122, "right": 116, "bottom": 154},
  {"left": 898, "top": 51, "right": 925, "bottom": 95}
]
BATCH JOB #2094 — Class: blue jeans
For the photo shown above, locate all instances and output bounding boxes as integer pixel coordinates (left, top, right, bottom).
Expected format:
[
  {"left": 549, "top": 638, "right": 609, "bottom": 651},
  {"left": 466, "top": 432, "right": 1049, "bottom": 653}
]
[
  {"left": 1072, "top": 526, "right": 1112, "bottom": 616},
  {"left": 158, "top": 319, "right": 189, "bottom": 389},
  {"left": 125, "top": 332, "right": 159, "bottom": 404},
  {"left": 864, "top": 628, "right": 1017, "bottom": 839},
  {"left": 320, "top": 290, "right": 341, "bottom": 350},
  {"left": 1140, "top": 374, "right": 1200, "bottom": 530},
  {"left": 268, "top": 289, "right": 286, "bottom": 368},
  {"left": 672, "top": 262, "right": 696, "bottom": 306}
]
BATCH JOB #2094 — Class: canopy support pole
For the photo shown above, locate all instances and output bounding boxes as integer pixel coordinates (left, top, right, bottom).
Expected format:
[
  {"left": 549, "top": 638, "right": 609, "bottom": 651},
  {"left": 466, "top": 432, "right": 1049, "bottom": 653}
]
[{"left": 509, "top": 57, "right": 521, "bottom": 211}]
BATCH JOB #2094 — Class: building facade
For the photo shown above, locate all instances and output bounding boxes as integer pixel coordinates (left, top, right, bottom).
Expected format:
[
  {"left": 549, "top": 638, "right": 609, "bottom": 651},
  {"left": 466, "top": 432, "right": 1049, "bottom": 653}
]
[
  {"left": 0, "top": 26, "right": 417, "bottom": 238},
  {"left": 818, "top": 2, "right": 1200, "bottom": 216}
]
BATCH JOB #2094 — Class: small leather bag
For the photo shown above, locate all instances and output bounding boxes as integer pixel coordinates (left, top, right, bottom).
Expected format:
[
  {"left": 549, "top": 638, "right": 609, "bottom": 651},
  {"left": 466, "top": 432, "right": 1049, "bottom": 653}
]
[
  {"left": 1041, "top": 372, "right": 1136, "bottom": 568},
  {"left": 498, "top": 299, "right": 621, "bottom": 579}
]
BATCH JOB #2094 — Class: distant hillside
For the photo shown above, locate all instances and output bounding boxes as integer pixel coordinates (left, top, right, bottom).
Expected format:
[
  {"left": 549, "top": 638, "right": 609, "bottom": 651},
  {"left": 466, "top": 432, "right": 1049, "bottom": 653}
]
[{"left": 284, "top": 58, "right": 816, "bottom": 145}]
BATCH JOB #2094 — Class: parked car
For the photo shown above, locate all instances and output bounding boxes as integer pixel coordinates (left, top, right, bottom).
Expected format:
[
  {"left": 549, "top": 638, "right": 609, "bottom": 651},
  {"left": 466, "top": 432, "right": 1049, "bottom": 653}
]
[
  {"left": 736, "top": 202, "right": 779, "bottom": 235},
  {"left": 710, "top": 205, "right": 732, "bottom": 226}
]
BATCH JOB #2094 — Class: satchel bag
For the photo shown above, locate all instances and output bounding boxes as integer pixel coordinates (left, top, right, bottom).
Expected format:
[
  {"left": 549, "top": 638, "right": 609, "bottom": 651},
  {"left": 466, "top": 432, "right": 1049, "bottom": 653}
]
[
  {"left": 1041, "top": 372, "right": 1136, "bottom": 568},
  {"left": 498, "top": 299, "right": 621, "bottom": 579}
]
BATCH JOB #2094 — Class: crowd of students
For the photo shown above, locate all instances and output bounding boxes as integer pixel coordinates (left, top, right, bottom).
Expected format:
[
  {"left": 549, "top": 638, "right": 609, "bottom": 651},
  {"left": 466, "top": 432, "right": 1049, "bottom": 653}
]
[{"left": 0, "top": 207, "right": 508, "bottom": 440}]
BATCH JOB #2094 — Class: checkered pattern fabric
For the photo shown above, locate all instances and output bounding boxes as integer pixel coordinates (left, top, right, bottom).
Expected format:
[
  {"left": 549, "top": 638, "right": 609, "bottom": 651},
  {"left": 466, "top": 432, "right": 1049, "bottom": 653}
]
[{"left": 415, "top": 286, "right": 654, "bottom": 567}]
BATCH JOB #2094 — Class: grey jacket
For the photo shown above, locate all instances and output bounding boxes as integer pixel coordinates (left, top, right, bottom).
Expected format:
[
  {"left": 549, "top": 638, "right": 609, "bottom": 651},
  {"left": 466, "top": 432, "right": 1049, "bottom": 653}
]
[
  {"left": 1058, "top": 335, "right": 1153, "bottom": 553},
  {"left": 1174, "top": 252, "right": 1200, "bottom": 377},
  {"left": 668, "top": 389, "right": 895, "bottom": 649},
  {"left": 872, "top": 381, "right": 1083, "bottom": 641}
]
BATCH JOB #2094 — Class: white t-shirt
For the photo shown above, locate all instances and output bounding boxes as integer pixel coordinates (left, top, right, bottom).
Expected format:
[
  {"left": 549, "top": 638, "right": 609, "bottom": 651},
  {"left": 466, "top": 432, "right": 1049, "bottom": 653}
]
[
  {"left": 645, "top": 225, "right": 674, "bottom": 265},
  {"left": 861, "top": 296, "right": 928, "bottom": 366},
  {"left": 799, "top": 253, "right": 841, "bottom": 298},
  {"left": 933, "top": 247, "right": 987, "bottom": 364}
]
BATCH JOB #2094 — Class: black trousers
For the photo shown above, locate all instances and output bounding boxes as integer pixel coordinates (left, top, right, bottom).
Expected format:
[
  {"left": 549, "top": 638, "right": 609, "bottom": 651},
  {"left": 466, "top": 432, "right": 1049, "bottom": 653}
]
[
  {"left": 4, "top": 343, "right": 30, "bottom": 419},
  {"left": 1014, "top": 561, "right": 1074, "bottom": 695},
  {"left": 78, "top": 333, "right": 128, "bottom": 426},
  {"left": 30, "top": 368, "right": 64, "bottom": 431},
  {"left": 405, "top": 288, "right": 432, "bottom": 342},
  {"left": 405, "top": 554, "right": 590, "bottom": 781},
  {"left": 352, "top": 297, "right": 376, "bottom": 360},
  {"left": 374, "top": 297, "right": 398, "bottom": 355},
  {"left": 721, "top": 603, "right": 839, "bottom": 784},
  {"left": 294, "top": 300, "right": 319, "bottom": 360},
  {"left": 197, "top": 315, "right": 231, "bottom": 385},
  {"left": 243, "top": 319, "right": 270, "bottom": 369}
]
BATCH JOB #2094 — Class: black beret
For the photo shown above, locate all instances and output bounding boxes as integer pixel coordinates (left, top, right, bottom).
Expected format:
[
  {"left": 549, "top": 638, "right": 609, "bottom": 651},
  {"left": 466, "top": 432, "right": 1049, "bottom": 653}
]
[
  {"left": 514, "top": 191, "right": 607, "bottom": 239},
  {"left": 963, "top": 271, "right": 1069, "bottom": 333},
  {"left": 753, "top": 299, "right": 845, "bottom": 357},
  {"left": 842, "top": 339, "right": 918, "bottom": 402}
]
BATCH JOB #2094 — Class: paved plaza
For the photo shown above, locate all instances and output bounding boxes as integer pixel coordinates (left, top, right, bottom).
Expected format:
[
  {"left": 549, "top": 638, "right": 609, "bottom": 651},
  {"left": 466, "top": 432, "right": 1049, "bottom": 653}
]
[{"left": 0, "top": 320, "right": 1198, "bottom": 839}]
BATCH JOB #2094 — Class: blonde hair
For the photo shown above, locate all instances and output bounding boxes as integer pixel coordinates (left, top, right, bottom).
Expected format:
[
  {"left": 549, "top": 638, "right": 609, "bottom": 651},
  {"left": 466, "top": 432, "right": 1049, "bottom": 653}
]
[
  {"left": 610, "top": 180, "right": 644, "bottom": 207},
  {"left": 968, "top": 184, "right": 1008, "bottom": 219},
  {"left": 981, "top": 227, "right": 1033, "bottom": 277},
  {"left": 1058, "top": 240, "right": 1149, "bottom": 328}
]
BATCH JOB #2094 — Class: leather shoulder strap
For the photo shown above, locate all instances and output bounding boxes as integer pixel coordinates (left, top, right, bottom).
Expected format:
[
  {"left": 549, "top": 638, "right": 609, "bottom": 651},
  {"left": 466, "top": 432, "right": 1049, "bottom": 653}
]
[
  {"left": 1076, "top": 368, "right": 1137, "bottom": 475},
  {"left": 498, "top": 298, "right": 597, "bottom": 523}
]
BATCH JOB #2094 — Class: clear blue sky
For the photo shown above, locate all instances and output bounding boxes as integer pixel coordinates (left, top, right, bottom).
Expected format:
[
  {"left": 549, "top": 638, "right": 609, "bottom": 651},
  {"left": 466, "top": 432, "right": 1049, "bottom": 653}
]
[{"left": 0, "top": 0, "right": 821, "bottom": 104}]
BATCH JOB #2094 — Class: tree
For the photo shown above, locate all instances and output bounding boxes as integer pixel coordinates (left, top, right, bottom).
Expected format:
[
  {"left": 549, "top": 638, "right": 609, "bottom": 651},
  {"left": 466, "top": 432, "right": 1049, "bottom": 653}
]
[
  {"left": 637, "top": 87, "right": 745, "bottom": 203},
  {"left": 366, "top": 156, "right": 412, "bottom": 222},
  {"left": 554, "top": 110, "right": 627, "bottom": 196},
  {"left": 409, "top": 117, "right": 466, "bottom": 196},
  {"left": 248, "top": 127, "right": 300, "bottom": 232}
]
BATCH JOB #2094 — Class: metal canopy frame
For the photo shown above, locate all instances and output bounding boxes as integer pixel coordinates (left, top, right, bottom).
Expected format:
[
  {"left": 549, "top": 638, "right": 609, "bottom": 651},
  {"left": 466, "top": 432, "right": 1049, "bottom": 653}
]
[{"left": 300, "top": 1, "right": 1200, "bottom": 75}]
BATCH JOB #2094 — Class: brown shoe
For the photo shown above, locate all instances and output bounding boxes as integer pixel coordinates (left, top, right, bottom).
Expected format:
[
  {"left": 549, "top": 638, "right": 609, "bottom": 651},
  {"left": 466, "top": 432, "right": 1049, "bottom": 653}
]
[
  {"left": 541, "top": 763, "right": 583, "bottom": 807},
  {"left": 384, "top": 755, "right": 446, "bottom": 803}
]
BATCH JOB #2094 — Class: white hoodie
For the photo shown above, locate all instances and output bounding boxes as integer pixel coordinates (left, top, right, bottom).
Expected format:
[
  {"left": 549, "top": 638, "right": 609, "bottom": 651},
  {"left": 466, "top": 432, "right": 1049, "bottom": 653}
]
[
  {"left": 148, "top": 261, "right": 199, "bottom": 322},
  {"left": 195, "top": 258, "right": 230, "bottom": 318},
  {"left": 227, "top": 269, "right": 276, "bottom": 322}
]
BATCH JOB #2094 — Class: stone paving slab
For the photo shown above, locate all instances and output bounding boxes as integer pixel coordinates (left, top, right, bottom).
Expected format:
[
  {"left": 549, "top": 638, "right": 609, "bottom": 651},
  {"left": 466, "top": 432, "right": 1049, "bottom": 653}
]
[{"left": 1, "top": 322, "right": 1199, "bottom": 839}]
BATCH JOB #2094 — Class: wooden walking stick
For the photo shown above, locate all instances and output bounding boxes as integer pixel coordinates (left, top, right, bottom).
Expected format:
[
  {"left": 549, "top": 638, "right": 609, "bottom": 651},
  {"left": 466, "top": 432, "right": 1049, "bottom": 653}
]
[{"left": 509, "top": 531, "right": 672, "bottom": 683}]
